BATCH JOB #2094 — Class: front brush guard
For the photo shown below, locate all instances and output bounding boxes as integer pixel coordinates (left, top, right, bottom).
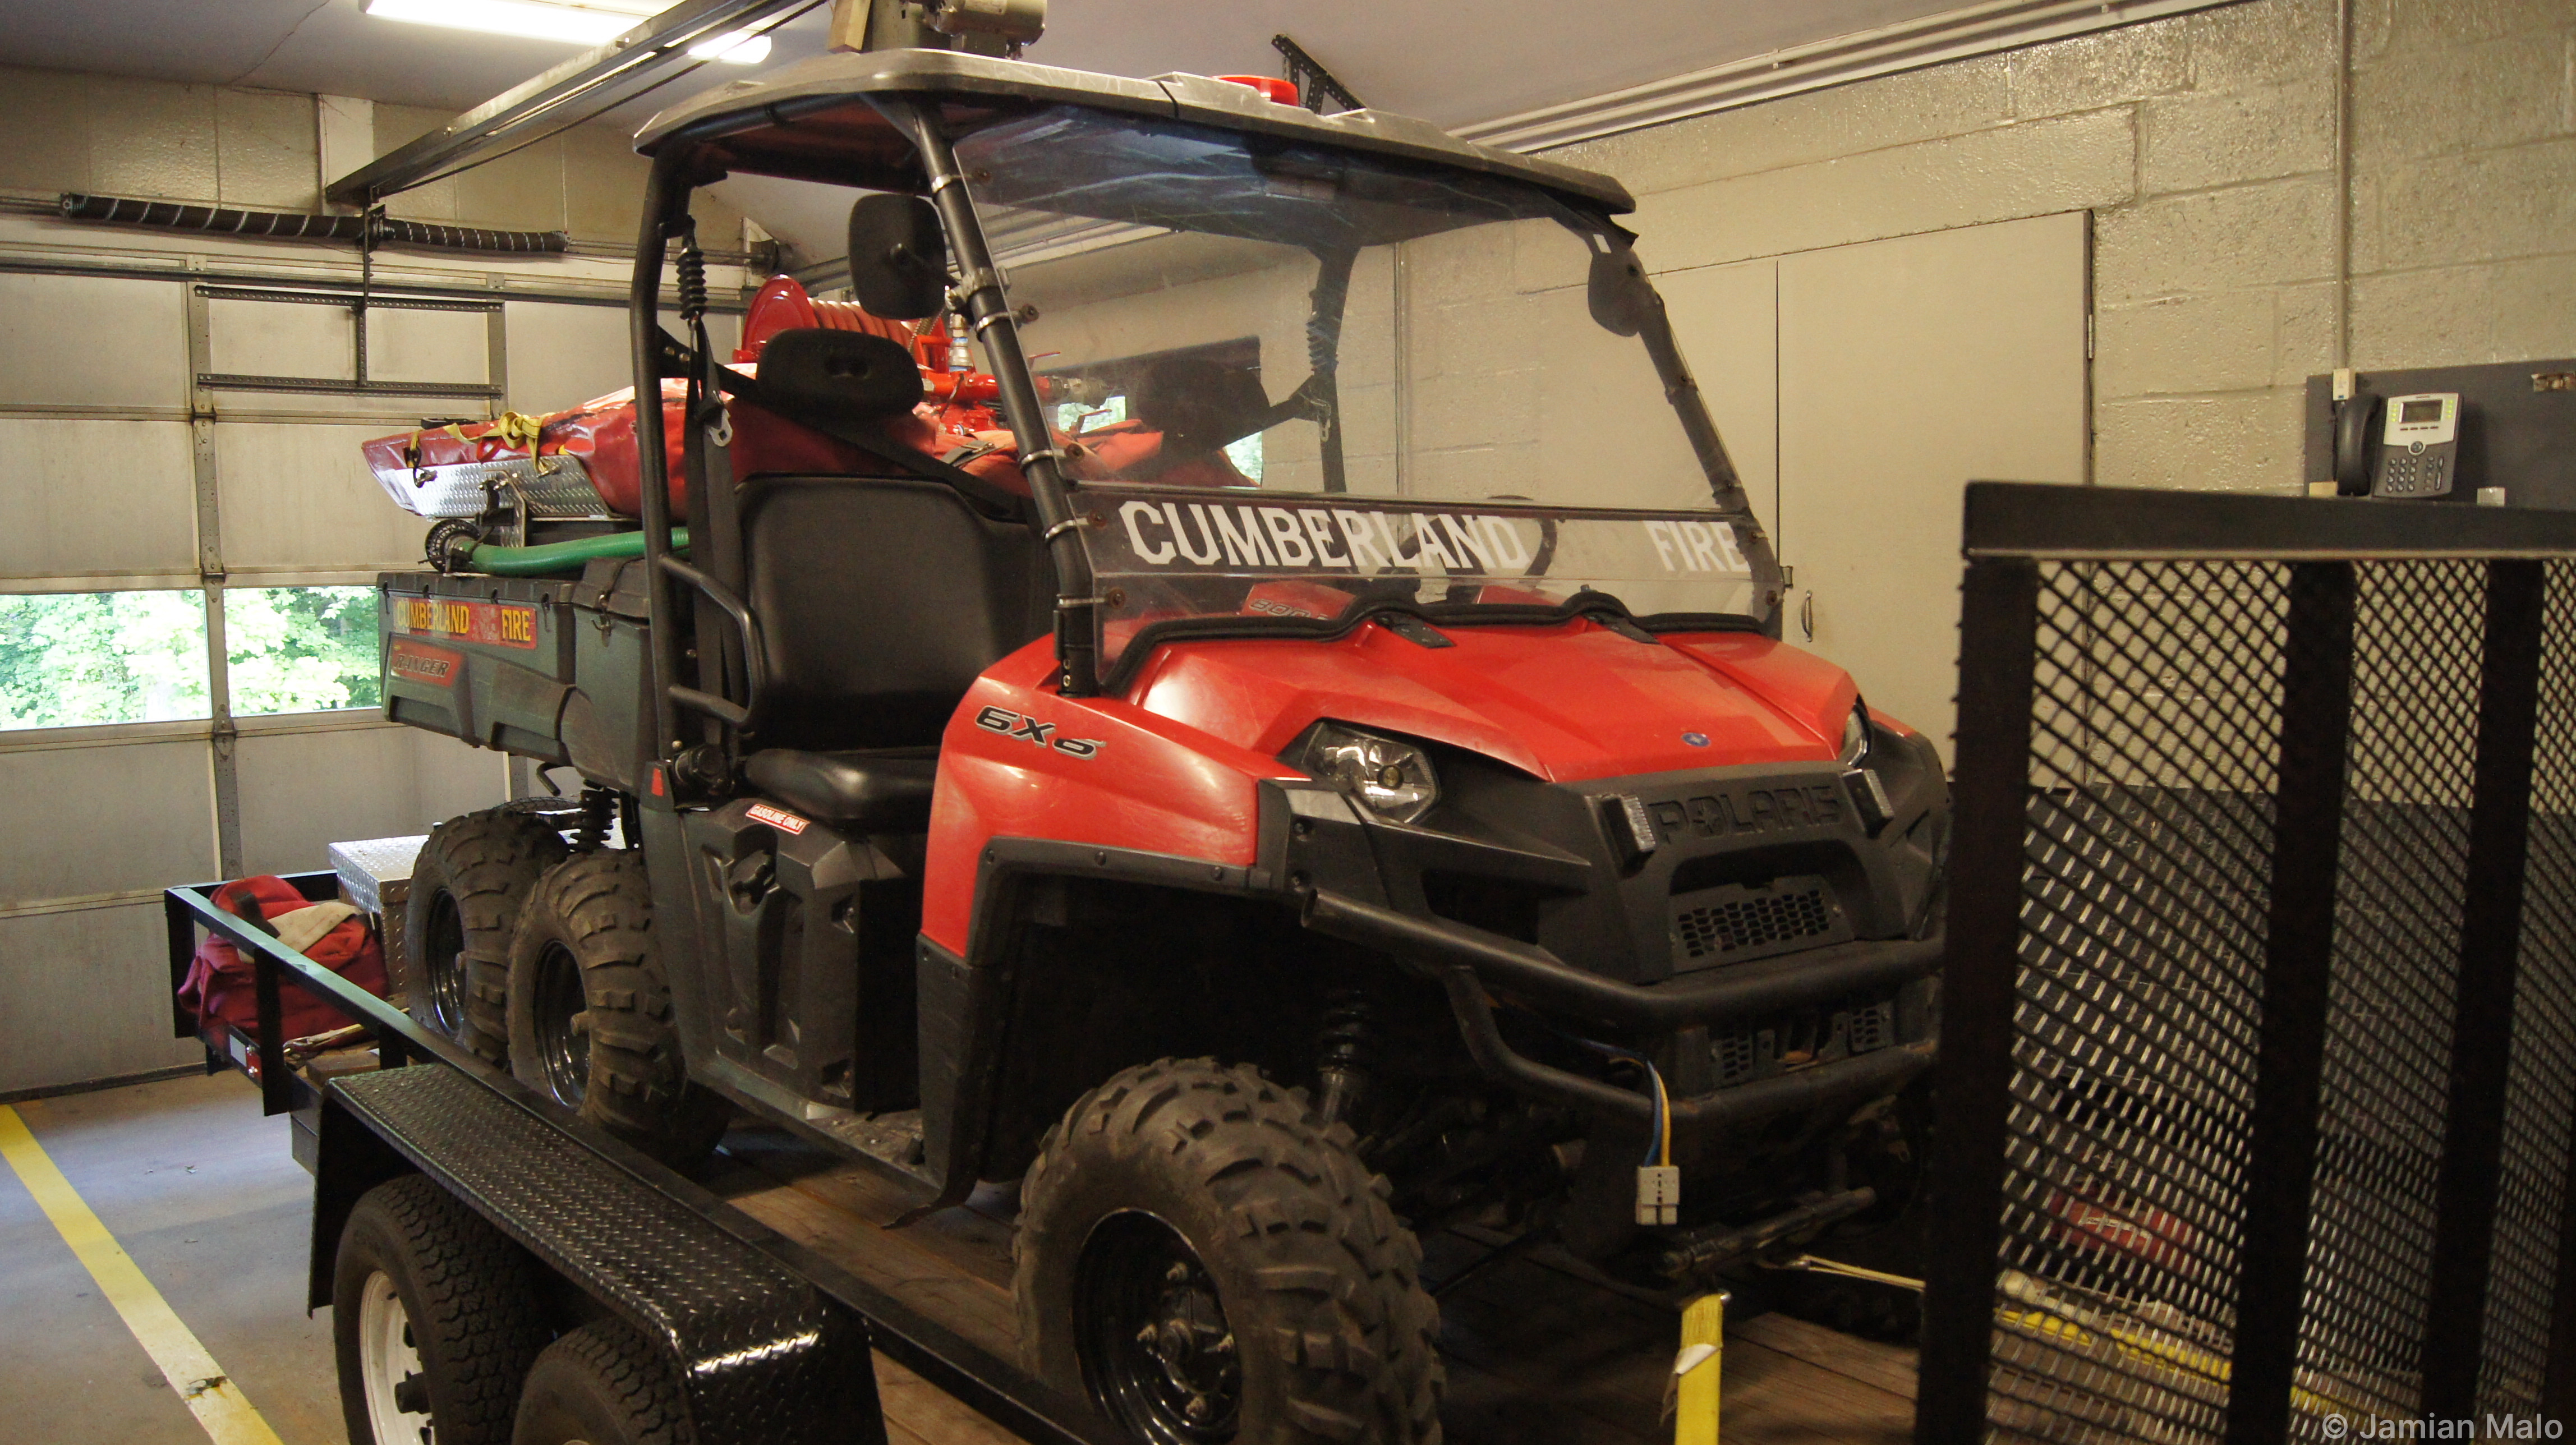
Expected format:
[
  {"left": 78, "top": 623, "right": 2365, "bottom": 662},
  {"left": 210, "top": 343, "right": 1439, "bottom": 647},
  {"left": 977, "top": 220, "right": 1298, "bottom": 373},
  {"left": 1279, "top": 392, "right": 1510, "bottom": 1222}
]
[{"left": 1296, "top": 886, "right": 1939, "bottom": 1134}]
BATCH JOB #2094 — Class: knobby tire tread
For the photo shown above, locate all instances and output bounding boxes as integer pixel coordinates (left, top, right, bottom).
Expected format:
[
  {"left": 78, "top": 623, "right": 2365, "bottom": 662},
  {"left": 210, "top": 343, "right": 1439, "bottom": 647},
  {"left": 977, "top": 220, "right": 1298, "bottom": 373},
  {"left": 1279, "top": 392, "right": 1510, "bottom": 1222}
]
[
  {"left": 1018, "top": 1057, "right": 1445, "bottom": 1445},
  {"left": 410, "top": 807, "right": 568, "bottom": 1064},
  {"left": 509, "top": 850, "right": 726, "bottom": 1169}
]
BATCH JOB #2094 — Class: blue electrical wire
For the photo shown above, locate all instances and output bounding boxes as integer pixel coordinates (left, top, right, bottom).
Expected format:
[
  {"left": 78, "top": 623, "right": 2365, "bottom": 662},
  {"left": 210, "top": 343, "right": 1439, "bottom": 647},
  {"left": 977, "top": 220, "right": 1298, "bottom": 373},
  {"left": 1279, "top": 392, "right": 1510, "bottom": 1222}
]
[{"left": 1558, "top": 1032, "right": 1671, "bottom": 1168}]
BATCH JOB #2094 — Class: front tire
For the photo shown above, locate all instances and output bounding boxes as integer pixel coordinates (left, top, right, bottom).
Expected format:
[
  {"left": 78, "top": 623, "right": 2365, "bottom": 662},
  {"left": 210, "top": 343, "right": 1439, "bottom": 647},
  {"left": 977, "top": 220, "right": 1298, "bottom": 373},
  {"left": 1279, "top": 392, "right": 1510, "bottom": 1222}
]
[
  {"left": 507, "top": 852, "right": 728, "bottom": 1170},
  {"left": 1016, "top": 1059, "right": 1445, "bottom": 1445},
  {"left": 511, "top": 1319, "right": 696, "bottom": 1445},
  {"left": 334, "top": 1174, "right": 549, "bottom": 1445},
  {"left": 405, "top": 807, "right": 568, "bottom": 1062}
]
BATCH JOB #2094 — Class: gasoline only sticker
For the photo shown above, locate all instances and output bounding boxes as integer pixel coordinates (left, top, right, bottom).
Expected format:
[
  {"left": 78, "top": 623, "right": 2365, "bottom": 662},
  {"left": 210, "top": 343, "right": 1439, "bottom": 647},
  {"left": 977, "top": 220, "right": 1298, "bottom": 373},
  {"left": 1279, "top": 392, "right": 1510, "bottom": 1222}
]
[{"left": 746, "top": 803, "right": 809, "bottom": 835}]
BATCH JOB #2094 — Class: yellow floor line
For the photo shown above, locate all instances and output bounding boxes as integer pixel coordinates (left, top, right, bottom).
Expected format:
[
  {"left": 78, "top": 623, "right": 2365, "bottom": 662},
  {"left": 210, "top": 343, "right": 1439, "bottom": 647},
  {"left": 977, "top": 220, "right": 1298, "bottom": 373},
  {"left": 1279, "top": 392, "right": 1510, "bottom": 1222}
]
[{"left": 0, "top": 1103, "right": 284, "bottom": 1445}]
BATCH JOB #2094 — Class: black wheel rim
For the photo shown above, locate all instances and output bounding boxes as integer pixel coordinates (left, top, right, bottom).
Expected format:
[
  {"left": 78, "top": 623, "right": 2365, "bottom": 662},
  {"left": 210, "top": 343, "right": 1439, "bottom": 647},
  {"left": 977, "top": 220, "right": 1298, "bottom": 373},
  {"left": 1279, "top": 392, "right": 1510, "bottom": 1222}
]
[
  {"left": 1075, "top": 1213, "right": 1241, "bottom": 1445},
  {"left": 530, "top": 941, "right": 589, "bottom": 1107},
  {"left": 421, "top": 891, "right": 467, "bottom": 1036}
]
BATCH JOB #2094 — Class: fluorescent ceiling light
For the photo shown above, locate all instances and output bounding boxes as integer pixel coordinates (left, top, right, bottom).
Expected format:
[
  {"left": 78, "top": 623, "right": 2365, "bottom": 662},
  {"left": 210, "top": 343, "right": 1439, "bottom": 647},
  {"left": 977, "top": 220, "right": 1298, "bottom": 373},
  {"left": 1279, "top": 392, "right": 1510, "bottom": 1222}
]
[
  {"left": 361, "top": 0, "right": 771, "bottom": 62},
  {"left": 689, "top": 30, "right": 772, "bottom": 63}
]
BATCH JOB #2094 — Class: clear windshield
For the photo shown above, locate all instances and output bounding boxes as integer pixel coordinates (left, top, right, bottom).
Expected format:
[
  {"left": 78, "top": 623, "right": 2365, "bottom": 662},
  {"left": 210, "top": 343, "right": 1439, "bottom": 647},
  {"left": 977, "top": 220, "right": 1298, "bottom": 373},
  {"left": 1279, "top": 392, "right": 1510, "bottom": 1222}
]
[{"left": 947, "top": 104, "right": 1781, "bottom": 674}]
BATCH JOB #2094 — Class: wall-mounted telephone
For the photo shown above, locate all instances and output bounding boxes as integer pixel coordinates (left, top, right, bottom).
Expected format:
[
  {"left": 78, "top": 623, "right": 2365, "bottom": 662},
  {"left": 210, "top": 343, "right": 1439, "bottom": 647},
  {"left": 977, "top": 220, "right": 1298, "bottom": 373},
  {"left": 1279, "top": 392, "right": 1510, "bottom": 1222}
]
[{"left": 2334, "top": 391, "right": 2462, "bottom": 499}]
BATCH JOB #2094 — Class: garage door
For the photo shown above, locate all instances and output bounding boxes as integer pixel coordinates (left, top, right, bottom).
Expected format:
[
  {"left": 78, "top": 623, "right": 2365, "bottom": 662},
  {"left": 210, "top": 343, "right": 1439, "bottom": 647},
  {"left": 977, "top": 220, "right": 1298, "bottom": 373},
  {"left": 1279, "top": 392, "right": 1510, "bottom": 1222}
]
[{"left": 0, "top": 268, "right": 660, "bottom": 1093}]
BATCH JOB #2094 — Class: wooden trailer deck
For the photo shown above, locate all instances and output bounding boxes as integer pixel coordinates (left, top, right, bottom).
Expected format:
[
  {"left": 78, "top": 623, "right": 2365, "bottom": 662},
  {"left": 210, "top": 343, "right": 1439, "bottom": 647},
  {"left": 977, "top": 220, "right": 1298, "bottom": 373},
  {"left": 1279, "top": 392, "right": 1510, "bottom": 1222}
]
[{"left": 707, "top": 1125, "right": 1920, "bottom": 1445}]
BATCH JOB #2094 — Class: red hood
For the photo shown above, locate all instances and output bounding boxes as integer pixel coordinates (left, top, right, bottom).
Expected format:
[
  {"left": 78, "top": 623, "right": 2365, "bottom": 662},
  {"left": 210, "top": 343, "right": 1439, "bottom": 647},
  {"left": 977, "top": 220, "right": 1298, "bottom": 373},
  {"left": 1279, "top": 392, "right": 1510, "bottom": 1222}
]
[{"left": 1124, "top": 616, "right": 1864, "bottom": 784}]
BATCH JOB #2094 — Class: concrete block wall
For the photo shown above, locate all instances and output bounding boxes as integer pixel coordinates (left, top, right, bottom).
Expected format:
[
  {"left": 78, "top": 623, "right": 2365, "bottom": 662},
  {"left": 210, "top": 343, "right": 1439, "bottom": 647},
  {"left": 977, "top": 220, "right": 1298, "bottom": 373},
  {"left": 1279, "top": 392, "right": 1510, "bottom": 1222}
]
[
  {"left": 1553, "top": 0, "right": 2576, "bottom": 495},
  {"left": 0, "top": 66, "right": 739, "bottom": 245}
]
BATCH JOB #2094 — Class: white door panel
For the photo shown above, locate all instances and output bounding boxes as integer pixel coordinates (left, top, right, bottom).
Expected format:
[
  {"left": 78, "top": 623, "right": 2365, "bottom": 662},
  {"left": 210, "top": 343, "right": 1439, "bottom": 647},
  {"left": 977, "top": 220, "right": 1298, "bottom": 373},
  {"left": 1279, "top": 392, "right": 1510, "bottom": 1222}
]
[
  {"left": 208, "top": 295, "right": 354, "bottom": 381},
  {"left": 504, "top": 300, "right": 633, "bottom": 415},
  {"left": 235, "top": 725, "right": 505, "bottom": 877},
  {"left": 0, "top": 274, "right": 187, "bottom": 410},
  {"left": 1777, "top": 212, "right": 2089, "bottom": 761},
  {"left": 366, "top": 306, "right": 491, "bottom": 386},
  {"left": 0, "top": 419, "right": 198, "bottom": 579},
  {"left": 0, "top": 904, "right": 200, "bottom": 1095},
  {"left": 0, "top": 739, "right": 217, "bottom": 904},
  {"left": 216, "top": 422, "right": 427, "bottom": 572}
]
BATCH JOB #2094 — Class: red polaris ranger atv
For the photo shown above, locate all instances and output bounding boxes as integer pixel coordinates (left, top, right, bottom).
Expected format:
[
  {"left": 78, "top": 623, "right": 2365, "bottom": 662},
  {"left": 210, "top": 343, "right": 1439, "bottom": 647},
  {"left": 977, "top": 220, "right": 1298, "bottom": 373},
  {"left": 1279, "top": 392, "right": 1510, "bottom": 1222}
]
[{"left": 367, "top": 47, "right": 1947, "bottom": 1445}]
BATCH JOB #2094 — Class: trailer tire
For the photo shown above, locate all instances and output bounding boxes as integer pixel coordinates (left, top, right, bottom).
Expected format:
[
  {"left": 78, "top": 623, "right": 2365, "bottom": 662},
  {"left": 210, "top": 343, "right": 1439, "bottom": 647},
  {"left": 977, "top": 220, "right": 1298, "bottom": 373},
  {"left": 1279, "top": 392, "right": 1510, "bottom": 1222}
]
[
  {"left": 1016, "top": 1058, "right": 1445, "bottom": 1445},
  {"left": 507, "top": 851, "right": 728, "bottom": 1170},
  {"left": 511, "top": 1318, "right": 696, "bottom": 1445},
  {"left": 407, "top": 807, "right": 568, "bottom": 1064},
  {"left": 334, "top": 1174, "right": 549, "bottom": 1445}
]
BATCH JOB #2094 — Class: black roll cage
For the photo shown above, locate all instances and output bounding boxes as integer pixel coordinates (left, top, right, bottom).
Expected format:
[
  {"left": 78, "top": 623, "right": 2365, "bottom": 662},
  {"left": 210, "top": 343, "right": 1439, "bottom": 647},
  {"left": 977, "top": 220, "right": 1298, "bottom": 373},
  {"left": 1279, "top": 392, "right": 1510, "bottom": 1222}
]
[{"left": 627, "top": 93, "right": 1772, "bottom": 760}]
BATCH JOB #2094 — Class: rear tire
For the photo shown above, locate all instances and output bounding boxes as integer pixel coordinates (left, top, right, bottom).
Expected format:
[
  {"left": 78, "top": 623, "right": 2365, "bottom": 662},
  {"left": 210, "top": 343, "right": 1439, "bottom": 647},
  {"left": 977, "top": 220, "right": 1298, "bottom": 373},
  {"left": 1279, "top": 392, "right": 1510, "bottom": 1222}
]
[
  {"left": 1016, "top": 1058, "right": 1445, "bottom": 1445},
  {"left": 511, "top": 1319, "right": 696, "bottom": 1445},
  {"left": 406, "top": 807, "right": 568, "bottom": 1064},
  {"left": 507, "top": 852, "right": 728, "bottom": 1170},
  {"left": 334, "top": 1174, "right": 549, "bottom": 1445}
]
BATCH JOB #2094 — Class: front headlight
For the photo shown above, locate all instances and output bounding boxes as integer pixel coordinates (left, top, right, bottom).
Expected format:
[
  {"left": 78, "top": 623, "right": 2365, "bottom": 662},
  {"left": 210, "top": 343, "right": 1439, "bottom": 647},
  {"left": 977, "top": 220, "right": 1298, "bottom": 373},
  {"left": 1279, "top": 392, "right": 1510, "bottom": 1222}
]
[
  {"left": 1293, "top": 722, "right": 1439, "bottom": 825},
  {"left": 1840, "top": 700, "right": 1873, "bottom": 766}
]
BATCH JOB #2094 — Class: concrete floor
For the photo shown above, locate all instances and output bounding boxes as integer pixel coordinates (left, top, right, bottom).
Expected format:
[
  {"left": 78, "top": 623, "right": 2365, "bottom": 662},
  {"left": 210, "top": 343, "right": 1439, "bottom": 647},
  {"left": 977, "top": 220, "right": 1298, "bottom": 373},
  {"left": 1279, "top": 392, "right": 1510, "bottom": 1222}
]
[
  {"left": 1, "top": 1069, "right": 348, "bottom": 1445},
  {"left": 2, "top": 1067, "right": 1916, "bottom": 1445},
  {"left": 0, "top": 1069, "right": 1019, "bottom": 1445}
]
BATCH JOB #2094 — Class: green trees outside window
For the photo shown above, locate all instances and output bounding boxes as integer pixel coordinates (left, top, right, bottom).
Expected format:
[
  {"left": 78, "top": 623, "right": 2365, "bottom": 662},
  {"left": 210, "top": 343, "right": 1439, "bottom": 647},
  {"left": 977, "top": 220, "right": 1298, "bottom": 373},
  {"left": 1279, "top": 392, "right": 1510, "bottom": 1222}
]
[
  {"left": 224, "top": 587, "right": 383, "bottom": 717},
  {"left": 0, "top": 590, "right": 210, "bottom": 729},
  {"left": 0, "top": 586, "right": 381, "bottom": 730}
]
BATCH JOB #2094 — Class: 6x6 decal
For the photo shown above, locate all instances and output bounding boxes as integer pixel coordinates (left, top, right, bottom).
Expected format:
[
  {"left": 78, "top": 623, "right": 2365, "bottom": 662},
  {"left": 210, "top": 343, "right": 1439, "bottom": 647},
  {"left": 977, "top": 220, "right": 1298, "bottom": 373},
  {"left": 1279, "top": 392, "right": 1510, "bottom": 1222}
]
[{"left": 975, "top": 705, "right": 1102, "bottom": 758}]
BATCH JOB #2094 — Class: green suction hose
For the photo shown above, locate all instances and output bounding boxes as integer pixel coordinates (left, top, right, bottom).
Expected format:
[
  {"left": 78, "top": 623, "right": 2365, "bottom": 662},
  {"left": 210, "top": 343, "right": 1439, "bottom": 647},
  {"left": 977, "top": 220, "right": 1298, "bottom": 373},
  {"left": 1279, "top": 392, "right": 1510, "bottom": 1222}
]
[{"left": 452, "top": 528, "right": 689, "bottom": 577}]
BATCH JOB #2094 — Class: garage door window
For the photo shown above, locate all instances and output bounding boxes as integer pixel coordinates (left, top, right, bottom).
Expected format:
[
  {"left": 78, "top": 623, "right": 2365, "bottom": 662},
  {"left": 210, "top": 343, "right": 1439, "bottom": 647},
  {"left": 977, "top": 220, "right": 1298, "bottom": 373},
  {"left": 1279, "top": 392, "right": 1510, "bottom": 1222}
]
[
  {"left": 0, "top": 589, "right": 211, "bottom": 729},
  {"left": 223, "top": 586, "right": 381, "bottom": 716}
]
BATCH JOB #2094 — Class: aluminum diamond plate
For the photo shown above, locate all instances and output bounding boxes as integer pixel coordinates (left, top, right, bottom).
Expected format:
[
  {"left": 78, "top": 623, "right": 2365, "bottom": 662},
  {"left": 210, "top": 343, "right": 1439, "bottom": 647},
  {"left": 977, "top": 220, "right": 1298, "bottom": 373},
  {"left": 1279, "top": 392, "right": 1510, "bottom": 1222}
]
[
  {"left": 374, "top": 454, "right": 611, "bottom": 520},
  {"left": 329, "top": 835, "right": 425, "bottom": 917}
]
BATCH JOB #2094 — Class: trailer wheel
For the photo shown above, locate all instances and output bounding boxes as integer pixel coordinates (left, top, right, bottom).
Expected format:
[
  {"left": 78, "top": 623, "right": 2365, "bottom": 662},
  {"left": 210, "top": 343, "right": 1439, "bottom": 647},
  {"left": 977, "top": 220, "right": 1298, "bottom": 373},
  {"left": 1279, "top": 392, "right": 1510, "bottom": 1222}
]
[
  {"left": 507, "top": 852, "right": 728, "bottom": 1170},
  {"left": 511, "top": 1318, "right": 696, "bottom": 1445},
  {"left": 406, "top": 807, "right": 569, "bottom": 1064},
  {"left": 335, "top": 1174, "right": 549, "bottom": 1445},
  {"left": 1016, "top": 1059, "right": 1445, "bottom": 1445}
]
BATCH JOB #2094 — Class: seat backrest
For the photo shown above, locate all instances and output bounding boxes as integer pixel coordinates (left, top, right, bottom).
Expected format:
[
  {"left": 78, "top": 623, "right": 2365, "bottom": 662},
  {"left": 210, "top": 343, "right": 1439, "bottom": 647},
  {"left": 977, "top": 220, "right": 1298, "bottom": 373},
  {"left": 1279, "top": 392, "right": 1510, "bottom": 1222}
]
[{"left": 739, "top": 475, "right": 1048, "bottom": 750}]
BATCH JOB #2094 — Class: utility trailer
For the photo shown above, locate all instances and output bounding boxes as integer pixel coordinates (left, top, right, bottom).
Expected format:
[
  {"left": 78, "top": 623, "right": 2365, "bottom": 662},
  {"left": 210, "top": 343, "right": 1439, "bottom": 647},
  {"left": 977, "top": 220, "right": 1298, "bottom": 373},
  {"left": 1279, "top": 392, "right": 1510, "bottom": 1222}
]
[
  {"left": 165, "top": 871, "right": 1119, "bottom": 1445},
  {"left": 165, "top": 867, "right": 1929, "bottom": 1445}
]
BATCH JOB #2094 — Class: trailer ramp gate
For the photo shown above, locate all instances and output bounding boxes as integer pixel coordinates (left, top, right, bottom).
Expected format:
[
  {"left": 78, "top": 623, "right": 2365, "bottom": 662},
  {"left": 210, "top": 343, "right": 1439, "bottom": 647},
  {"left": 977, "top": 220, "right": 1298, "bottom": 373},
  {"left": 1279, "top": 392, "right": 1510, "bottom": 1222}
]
[
  {"left": 1917, "top": 484, "right": 2576, "bottom": 1443},
  {"left": 164, "top": 878, "right": 1118, "bottom": 1445}
]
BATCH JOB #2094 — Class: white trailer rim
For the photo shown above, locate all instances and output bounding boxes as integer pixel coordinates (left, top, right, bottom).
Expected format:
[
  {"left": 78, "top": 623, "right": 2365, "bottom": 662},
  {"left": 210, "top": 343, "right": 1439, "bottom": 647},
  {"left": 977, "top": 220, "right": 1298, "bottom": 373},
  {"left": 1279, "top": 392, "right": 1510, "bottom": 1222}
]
[{"left": 357, "top": 1269, "right": 436, "bottom": 1445}]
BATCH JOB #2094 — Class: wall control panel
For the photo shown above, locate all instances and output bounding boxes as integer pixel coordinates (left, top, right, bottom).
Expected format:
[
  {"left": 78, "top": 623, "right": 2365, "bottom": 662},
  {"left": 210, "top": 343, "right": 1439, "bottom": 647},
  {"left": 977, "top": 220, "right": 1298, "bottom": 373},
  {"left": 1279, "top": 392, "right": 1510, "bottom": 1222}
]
[{"left": 2373, "top": 392, "right": 2460, "bottom": 498}]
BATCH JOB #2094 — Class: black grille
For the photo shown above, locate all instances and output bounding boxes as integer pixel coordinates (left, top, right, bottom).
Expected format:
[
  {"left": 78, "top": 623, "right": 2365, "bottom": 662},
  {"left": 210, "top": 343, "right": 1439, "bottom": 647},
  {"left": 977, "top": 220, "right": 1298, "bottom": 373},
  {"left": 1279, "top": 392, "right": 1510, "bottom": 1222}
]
[
  {"left": 1709, "top": 995, "right": 1900, "bottom": 1088},
  {"left": 1848, "top": 997, "right": 1896, "bottom": 1054},
  {"left": 1916, "top": 486, "right": 2576, "bottom": 1445},
  {"left": 1714, "top": 1028, "right": 1762, "bottom": 1087},
  {"left": 1672, "top": 874, "right": 1850, "bottom": 965}
]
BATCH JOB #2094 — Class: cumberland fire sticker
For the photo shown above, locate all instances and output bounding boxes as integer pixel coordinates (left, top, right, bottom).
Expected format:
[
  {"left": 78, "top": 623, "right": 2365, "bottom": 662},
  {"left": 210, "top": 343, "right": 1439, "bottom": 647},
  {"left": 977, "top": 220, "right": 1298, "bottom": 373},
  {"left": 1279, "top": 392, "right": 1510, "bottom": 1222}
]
[
  {"left": 1107, "top": 498, "right": 1752, "bottom": 578},
  {"left": 1074, "top": 484, "right": 1780, "bottom": 670},
  {"left": 395, "top": 596, "right": 542, "bottom": 650}
]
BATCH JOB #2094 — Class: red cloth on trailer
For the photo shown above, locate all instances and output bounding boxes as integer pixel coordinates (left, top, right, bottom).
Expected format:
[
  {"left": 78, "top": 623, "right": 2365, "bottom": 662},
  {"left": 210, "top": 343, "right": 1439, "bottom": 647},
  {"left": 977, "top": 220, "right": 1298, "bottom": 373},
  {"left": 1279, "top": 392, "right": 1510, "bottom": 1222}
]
[{"left": 177, "top": 876, "right": 388, "bottom": 1044}]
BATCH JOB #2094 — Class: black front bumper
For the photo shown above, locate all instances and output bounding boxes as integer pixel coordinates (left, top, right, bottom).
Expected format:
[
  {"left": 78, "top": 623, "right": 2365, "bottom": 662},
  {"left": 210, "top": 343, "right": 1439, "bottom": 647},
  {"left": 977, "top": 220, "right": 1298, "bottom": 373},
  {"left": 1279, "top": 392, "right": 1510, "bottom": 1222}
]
[{"left": 1299, "top": 885, "right": 1940, "bottom": 1133}]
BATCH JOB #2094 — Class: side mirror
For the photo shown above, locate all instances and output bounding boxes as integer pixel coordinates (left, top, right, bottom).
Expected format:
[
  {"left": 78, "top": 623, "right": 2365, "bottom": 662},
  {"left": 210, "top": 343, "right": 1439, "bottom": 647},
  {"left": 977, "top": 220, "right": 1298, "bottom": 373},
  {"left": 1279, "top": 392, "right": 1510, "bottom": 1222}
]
[
  {"left": 847, "top": 194, "right": 947, "bottom": 320},
  {"left": 1586, "top": 245, "right": 1656, "bottom": 338}
]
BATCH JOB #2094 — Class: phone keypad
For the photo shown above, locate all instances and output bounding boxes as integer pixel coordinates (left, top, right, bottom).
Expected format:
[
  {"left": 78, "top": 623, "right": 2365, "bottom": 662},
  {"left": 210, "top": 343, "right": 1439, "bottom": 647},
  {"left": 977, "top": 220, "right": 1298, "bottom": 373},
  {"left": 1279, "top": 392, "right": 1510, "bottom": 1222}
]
[{"left": 2380, "top": 452, "right": 2452, "bottom": 496}]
